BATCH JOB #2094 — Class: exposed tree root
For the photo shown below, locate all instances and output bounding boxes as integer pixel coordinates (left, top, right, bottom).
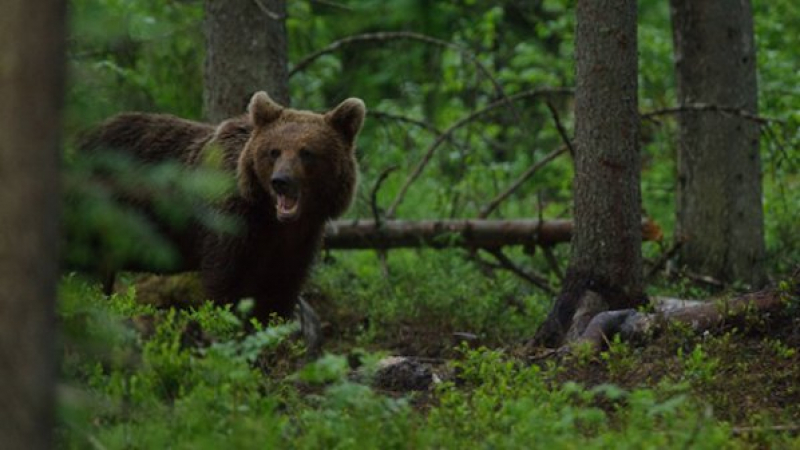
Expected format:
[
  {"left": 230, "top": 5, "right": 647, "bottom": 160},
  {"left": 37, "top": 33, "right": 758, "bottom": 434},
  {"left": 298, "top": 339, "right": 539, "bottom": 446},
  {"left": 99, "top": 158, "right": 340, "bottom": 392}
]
[{"left": 566, "top": 274, "right": 798, "bottom": 352}]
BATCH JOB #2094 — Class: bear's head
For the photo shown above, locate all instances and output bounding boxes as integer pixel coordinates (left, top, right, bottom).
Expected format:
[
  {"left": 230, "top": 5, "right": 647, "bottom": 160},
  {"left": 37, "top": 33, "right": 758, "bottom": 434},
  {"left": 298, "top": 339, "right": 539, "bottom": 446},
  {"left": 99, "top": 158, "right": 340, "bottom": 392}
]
[{"left": 236, "top": 91, "right": 366, "bottom": 222}]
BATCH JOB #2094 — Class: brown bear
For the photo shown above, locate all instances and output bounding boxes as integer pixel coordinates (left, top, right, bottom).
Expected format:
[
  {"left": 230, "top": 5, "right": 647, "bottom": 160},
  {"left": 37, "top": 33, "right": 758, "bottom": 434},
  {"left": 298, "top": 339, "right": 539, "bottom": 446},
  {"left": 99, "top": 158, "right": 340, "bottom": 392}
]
[{"left": 80, "top": 91, "right": 366, "bottom": 320}]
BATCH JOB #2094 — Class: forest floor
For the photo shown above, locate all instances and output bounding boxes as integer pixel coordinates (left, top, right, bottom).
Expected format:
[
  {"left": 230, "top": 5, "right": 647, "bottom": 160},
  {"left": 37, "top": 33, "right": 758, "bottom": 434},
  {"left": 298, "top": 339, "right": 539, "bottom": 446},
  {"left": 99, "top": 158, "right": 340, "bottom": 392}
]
[
  {"left": 58, "top": 263, "right": 800, "bottom": 448},
  {"left": 306, "top": 284, "right": 800, "bottom": 426}
]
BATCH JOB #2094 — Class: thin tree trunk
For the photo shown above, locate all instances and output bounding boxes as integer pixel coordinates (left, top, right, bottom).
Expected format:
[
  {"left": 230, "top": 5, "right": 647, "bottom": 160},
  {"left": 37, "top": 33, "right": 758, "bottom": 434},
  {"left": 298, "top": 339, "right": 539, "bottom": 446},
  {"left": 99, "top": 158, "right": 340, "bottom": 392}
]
[
  {"left": 670, "top": 0, "right": 765, "bottom": 286},
  {"left": 204, "top": 0, "right": 290, "bottom": 121},
  {"left": 0, "top": 0, "right": 66, "bottom": 448},
  {"left": 534, "top": 0, "right": 643, "bottom": 348}
]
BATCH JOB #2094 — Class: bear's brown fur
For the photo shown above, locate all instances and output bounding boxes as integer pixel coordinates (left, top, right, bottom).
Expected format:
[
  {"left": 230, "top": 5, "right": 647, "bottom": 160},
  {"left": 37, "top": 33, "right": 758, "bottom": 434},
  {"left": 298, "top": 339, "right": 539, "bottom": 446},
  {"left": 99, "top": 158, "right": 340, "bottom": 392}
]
[{"left": 81, "top": 92, "right": 366, "bottom": 319}]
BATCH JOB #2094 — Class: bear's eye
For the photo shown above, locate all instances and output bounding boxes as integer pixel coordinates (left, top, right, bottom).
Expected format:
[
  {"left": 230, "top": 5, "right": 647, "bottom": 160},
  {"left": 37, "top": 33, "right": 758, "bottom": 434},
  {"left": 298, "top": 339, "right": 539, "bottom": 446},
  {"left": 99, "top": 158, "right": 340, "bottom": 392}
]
[{"left": 268, "top": 148, "right": 281, "bottom": 160}]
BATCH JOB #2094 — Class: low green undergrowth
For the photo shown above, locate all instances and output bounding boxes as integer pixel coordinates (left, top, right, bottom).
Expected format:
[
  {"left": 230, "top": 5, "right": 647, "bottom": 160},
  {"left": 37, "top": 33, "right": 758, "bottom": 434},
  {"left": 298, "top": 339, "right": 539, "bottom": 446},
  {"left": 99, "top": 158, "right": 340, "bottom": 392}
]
[{"left": 56, "top": 274, "right": 799, "bottom": 449}]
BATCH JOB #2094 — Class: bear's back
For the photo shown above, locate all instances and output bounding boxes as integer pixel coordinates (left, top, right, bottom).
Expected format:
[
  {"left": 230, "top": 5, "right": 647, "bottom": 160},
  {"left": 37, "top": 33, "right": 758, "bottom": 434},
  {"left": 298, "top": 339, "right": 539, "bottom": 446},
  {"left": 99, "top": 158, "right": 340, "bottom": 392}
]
[{"left": 81, "top": 113, "right": 216, "bottom": 164}]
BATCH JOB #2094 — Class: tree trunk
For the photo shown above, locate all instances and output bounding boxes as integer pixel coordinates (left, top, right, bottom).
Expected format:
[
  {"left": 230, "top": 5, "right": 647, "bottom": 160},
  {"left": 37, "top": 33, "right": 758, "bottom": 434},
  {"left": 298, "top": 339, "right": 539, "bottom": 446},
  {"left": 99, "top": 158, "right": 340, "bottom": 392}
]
[
  {"left": 203, "top": 0, "right": 290, "bottom": 121},
  {"left": 669, "top": 0, "right": 765, "bottom": 286},
  {"left": 534, "top": 0, "right": 643, "bottom": 348},
  {"left": 0, "top": 0, "right": 66, "bottom": 448}
]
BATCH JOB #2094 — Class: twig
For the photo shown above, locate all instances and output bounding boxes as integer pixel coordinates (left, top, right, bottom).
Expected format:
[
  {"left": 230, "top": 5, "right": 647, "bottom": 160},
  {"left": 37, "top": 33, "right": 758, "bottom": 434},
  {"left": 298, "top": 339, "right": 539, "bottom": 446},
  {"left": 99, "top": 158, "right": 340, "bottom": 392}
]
[
  {"left": 762, "top": 122, "right": 796, "bottom": 171},
  {"left": 289, "top": 31, "right": 511, "bottom": 107},
  {"left": 370, "top": 165, "right": 399, "bottom": 227},
  {"left": 483, "top": 248, "right": 554, "bottom": 295},
  {"left": 478, "top": 145, "right": 567, "bottom": 218},
  {"left": 641, "top": 103, "right": 784, "bottom": 126},
  {"left": 684, "top": 271, "right": 726, "bottom": 288},
  {"left": 528, "top": 347, "right": 568, "bottom": 362},
  {"left": 387, "top": 88, "right": 573, "bottom": 218},
  {"left": 371, "top": 110, "right": 441, "bottom": 134},
  {"left": 541, "top": 246, "right": 564, "bottom": 281},
  {"left": 545, "top": 101, "right": 575, "bottom": 158},
  {"left": 369, "top": 166, "right": 397, "bottom": 279},
  {"left": 252, "top": 0, "right": 286, "bottom": 20},
  {"left": 645, "top": 240, "right": 683, "bottom": 281},
  {"left": 371, "top": 110, "right": 470, "bottom": 153}
]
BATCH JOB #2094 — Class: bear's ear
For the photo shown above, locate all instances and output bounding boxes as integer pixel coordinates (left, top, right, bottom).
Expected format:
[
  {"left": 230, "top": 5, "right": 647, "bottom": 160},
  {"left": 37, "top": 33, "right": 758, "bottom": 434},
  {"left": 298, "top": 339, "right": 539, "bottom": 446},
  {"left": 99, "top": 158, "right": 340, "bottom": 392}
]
[
  {"left": 248, "top": 91, "right": 283, "bottom": 128},
  {"left": 325, "top": 98, "right": 366, "bottom": 145}
]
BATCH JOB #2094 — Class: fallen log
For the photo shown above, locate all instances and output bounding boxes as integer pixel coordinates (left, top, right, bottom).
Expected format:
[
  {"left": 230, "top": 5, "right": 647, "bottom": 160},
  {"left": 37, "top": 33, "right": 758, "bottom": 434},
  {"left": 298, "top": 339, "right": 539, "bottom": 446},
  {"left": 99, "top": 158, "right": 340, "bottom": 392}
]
[{"left": 324, "top": 218, "right": 662, "bottom": 250}]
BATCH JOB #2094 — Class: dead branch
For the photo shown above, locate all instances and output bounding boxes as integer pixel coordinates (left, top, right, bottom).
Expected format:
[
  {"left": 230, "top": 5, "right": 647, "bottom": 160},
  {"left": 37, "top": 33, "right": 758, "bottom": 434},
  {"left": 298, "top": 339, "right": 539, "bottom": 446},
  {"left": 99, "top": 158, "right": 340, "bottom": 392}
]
[
  {"left": 252, "top": 0, "right": 285, "bottom": 20},
  {"left": 684, "top": 271, "right": 726, "bottom": 289},
  {"left": 545, "top": 101, "right": 575, "bottom": 158},
  {"left": 641, "top": 103, "right": 785, "bottom": 126},
  {"left": 371, "top": 110, "right": 442, "bottom": 135},
  {"left": 478, "top": 145, "right": 568, "bottom": 218},
  {"left": 369, "top": 165, "right": 398, "bottom": 226},
  {"left": 645, "top": 240, "right": 683, "bottom": 281},
  {"left": 541, "top": 246, "right": 564, "bottom": 281},
  {"left": 483, "top": 248, "right": 554, "bottom": 294},
  {"left": 324, "top": 218, "right": 661, "bottom": 250},
  {"left": 386, "top": 88, "right": 574, "bottom": 218},
  {"left": 370, "top": 110, "right": 471, "bottom": 154}
]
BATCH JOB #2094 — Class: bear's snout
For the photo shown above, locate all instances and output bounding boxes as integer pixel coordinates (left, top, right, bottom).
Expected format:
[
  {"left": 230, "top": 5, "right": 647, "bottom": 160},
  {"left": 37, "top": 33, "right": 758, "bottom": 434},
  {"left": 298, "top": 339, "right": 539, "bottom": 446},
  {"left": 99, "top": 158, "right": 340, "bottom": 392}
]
[
  {"left": 270, "top": 173, "right": 302, "bottom": 222},
  {"left": 271, "top": 173, "right": 298, "bottom": 195}
]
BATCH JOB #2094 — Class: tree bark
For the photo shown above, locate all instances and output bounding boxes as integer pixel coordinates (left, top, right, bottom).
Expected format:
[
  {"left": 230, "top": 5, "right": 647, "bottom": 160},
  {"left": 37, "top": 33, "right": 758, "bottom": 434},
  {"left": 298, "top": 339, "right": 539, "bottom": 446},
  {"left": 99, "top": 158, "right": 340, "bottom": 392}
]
[
  {"left": 0, "top": 0, "right": 66, "bottom": 448},
  {"left": 670, "top": 0, "right": 765, "bottom": 286},
  {"left": 323, "top": 218, "right": 661, "bottom": 250},
  {"left": 534, "top": 0, "right": 643, "bottom": 348},
  {"left": 203, "top": 0, "right": 290, "bottom": 121}
]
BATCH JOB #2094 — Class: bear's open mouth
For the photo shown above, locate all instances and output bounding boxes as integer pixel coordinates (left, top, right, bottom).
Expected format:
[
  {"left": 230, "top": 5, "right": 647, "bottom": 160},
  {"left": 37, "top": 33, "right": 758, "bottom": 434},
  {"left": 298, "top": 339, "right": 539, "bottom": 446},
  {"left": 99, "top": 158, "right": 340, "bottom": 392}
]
[{"left": 276, "top": 193, "right": 301, "bottom": 221}]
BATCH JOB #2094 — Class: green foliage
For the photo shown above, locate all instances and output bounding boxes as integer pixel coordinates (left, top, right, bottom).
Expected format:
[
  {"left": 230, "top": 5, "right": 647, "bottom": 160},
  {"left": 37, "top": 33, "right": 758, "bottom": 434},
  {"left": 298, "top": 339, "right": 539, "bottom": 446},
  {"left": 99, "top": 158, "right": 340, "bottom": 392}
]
[
  {"left": 58, "top": 277, "right": 288, "bottom": 449},
  {"left": 60, "top": 0, "right": 799, "bottom": 448},
  {"left": 313, "top": 249, "right": 551, "bottom": 344},
  {"left": 420, "top": 348, "right": 732, "bottom": 449},
  {"left": 63, "top": 149, "right": 238, "bottom": 274},
  {"left": 678, "top": 344, "right": 720, "bottom": 385}
]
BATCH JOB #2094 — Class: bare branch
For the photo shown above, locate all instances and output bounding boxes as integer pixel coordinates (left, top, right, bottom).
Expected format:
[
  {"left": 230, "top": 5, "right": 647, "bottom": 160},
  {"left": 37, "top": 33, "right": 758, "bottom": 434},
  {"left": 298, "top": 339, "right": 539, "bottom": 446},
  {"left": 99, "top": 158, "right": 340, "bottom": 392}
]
[
  {"left": 289, "top": 31, "right": 511, "bottom": 106},
  {"left": 542, "top": 246, "right": 564, "bottom": 281},
  {"left": 370, "top": 165, "right": 399, "bottom": 226},
  {"left": 641, "top": 103, "right": 785, "bottom": 125},
  {"left": 478, "top": 145, "right": 568, "bottom": 219},
  {"left": 483, "top": 248, "right": 555, "bottom": 295},
  {"left": 645, "top": 240, "right": 683, "bottom": 281},
  {"left": 545, "top": 101, "right": 575, "bottom": 158},
  {"left": 386, "top": 88, "right": 574, "bottom": 218},
  {"left": 252, "top": 0, "right": 286, "bottom": 20},
  {"left": 370, "top": 110, "right": 470, "bottom": 152},
  {"left": 371, "top": 110, "right": 441, "bottom": 135}
]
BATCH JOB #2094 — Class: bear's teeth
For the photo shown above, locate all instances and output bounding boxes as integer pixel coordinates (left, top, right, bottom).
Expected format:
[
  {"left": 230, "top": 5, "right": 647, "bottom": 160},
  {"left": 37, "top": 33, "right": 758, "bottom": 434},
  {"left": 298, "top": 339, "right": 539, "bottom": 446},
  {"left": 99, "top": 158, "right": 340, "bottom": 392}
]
[{"left": 277, "top": 195, "right": 299, "bottom": 215}]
